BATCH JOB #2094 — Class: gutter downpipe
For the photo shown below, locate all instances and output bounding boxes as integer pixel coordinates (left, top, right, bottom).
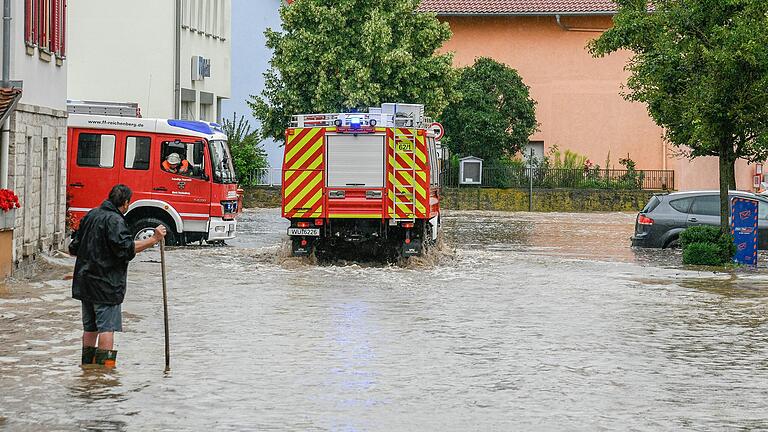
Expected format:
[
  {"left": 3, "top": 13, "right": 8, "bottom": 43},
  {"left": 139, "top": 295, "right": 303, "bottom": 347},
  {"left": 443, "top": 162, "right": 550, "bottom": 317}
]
[
  {"left": 1, "top": 0, "right": 11, "bottom": 188},
  {"left": 173, "top": 0, "right": 181, "bottom": 119}
]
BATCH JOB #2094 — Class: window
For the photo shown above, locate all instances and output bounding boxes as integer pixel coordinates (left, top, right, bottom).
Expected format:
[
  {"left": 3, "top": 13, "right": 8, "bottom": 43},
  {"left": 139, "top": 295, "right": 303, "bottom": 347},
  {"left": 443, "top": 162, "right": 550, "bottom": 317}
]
[
  {"left": 125, "top": 136, "right": 151, "bottom": 170},
  {"left": 428, "top": 137, "right": 438, "bottom": 186},
  {"left": 160, "top": 141, "right": 206, "bottom": 178},
  {"left": 25, "top": 0, "right": 66, "bottom": 57},
  {"left": 212, "top": 0, "right": 218, "bottom": 36},
  {"left": 181, "top": 101, "right": 195, "bottom": 120},
  {"left": 690, "top": 195, "right": 720, "bottom": 216},
  {"left": 669, "top": 197, "right": 693, "bottom": 213},
  {"left": 219, "top": 0, "right": 228, "bottom": 39},
  {"left": 642, "top": 196, "right": 661, "bottom": 213},
  {"left": 524, "top": 141, "right": 545, "bottom": 163},
  {"left": 181, "top": 0, "right": 189, "bottom": 27},
  {"left": 198, "top": 0, "right": 204, "bottom": 32},
  {"left": 190, "top": 0, "right": 197, "bottom": 30},
  {"left": 200, "top": 103, "right": 212, "bottom": 121},
  {"left": 77, "top": 133, "right": 115, "bottom": 168}
]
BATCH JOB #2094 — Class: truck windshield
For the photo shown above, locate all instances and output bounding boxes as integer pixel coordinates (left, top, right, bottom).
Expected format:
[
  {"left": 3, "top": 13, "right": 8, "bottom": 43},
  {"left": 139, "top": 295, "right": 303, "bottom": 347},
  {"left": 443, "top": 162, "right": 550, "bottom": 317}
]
[{"left": 209, "top": 140, "right": 237, "bottom": 184}]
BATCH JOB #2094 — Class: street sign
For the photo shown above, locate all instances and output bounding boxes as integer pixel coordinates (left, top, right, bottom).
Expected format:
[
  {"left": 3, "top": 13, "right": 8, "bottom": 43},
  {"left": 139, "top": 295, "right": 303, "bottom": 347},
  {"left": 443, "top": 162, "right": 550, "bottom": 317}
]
[
  {"left": 429, "top": 122, "right": 445, "bottom": 140},
  {"left": 731, "top": 197, "right": 759, "bottom": 266}
]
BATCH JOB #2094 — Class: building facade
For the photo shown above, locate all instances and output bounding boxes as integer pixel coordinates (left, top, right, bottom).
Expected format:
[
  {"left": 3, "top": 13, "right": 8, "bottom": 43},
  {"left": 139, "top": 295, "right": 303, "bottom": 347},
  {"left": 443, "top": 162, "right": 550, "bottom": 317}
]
[
  {"left": 1, "top": 0, "right": 68, "bottom": 274},
  {"left": 67, "top": 0, "right": 231, "bottom": 121},
  {"left": 419, "top": 0, "right": 753, "bottom": 191}
]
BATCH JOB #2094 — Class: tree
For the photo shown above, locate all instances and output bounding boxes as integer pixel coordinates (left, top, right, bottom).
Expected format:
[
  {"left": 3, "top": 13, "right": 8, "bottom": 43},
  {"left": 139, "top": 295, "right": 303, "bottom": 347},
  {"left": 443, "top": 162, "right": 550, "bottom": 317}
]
[
  {"left": 590, "top": 0, "right": 768, "bottom": 232},
  {"left": 249, "top": 0, "right": 456, "bottom": 142},
  {"left": 222, "top": 114, "right": 269, "bottom": 186},
  {"left": 439, "top": 58, "right": 537, "bottom": 161}
]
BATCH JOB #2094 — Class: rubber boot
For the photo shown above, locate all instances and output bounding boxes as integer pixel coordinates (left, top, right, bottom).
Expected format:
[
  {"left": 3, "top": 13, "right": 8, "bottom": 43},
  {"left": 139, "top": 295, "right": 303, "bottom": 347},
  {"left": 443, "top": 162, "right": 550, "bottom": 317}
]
[
  {"left": 94, "top": 349, "right": 118, "bottom": 369},
  {"left": 81, "top": 346, "right": 97, "bottom": 365}
]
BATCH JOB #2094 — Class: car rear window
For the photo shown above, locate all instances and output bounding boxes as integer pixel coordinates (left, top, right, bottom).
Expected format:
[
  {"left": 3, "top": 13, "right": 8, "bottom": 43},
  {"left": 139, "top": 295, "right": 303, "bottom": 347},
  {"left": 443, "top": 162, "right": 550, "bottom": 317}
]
[
  {"left": 669, "top": 197, "right": 693, "bottom": 213},
  {"left": 642, "top": 196, "right": 661, "bottom": 213},
  {"left": 690, "top": 195, "right": 720, "bottom": 216}
]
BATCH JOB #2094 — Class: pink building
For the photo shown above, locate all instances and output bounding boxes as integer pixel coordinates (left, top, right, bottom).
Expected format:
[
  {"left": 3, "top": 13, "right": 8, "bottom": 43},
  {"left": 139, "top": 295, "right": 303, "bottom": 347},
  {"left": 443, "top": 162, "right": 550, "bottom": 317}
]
[{"left": 419, "top": 0, "right": 754, "bottom": 191}]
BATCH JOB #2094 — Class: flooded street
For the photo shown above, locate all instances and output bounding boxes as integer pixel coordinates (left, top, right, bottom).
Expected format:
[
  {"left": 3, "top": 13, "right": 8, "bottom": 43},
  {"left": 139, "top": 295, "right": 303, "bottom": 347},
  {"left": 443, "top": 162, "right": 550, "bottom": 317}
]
[{"left": 3, "top": 209, "right": 768, "bottom": 430}]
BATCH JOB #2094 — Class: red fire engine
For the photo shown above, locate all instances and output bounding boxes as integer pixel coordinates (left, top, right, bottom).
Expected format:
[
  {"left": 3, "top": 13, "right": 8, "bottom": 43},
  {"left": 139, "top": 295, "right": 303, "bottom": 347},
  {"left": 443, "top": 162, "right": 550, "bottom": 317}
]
[
  {"left": 67, "top": 111, "right": 241, "bottom": 245},
  {"left": 282, "top": 103, "right": 441, "bottom": 257}
]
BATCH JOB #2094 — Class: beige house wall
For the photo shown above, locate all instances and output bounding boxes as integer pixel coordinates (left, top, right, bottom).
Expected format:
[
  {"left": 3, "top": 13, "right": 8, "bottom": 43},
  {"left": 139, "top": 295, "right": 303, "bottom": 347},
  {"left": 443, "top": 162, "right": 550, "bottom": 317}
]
[{"left": 439, "top": 15, "right": 754, "bottom": 191}]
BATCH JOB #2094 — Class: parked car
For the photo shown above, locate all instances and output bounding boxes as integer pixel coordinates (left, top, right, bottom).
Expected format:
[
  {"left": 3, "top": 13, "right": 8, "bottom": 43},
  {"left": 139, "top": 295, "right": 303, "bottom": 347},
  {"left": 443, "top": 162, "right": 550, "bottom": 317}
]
[{"left": 631, "top": 191, "right": 768, "bottom": 249}]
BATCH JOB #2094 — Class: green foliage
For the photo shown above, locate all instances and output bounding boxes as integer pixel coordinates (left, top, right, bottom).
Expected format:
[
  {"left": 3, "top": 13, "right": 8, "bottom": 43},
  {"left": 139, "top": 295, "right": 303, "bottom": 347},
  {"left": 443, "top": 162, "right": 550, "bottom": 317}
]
[
  {"left": 680, "top": 226, "right": 723, "bottom": 247},
  {"left": 681, "top": 226, "right": 736, "bottom": 265},
  {"left": 550, "top": 148, "right": 587, "bottom": 170},
  {"left": 222, "top": 114, "right": 269, "bottom": 186},
  {"left": 250, "top": 0, "right": 456, "bottom": 142},
  {"left": 440, "top": 57, "right": 538, "bottom": 161},
  {"left": 683, "top": 242, "right": 727, "bottom": 266},
  {"left": 589, "top": 0, "right": 768, "bottom": 231}
]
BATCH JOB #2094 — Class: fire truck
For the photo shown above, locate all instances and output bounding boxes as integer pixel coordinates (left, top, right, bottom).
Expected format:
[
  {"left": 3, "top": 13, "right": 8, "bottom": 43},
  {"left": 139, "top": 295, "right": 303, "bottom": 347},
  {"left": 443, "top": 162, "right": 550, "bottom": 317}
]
[
  {"left": 282, "top": 103, "right": 441, "bottom": 257},
  {"left": 66, "top": 106, "right": 241, "bottom": 245}
]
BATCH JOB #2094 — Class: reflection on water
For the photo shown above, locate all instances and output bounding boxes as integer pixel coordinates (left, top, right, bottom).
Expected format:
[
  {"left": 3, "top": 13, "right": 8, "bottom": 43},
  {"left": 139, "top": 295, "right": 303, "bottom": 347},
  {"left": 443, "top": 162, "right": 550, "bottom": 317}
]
[{"left": 1, "top": 209, "right": 768, "bottom": 430}]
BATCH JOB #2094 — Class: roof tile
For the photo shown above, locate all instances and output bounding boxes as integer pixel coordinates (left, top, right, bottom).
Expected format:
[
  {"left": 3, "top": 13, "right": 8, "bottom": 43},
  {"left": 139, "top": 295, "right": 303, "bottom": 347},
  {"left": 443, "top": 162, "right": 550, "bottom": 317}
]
[{"left": 418, "top": 0, "right": 617, "bottom": 15}]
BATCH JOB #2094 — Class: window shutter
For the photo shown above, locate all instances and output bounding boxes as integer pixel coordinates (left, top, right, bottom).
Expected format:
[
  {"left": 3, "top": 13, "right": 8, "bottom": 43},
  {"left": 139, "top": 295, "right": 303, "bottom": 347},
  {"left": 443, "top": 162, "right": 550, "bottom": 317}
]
[
  {"left": 24, "top": 0, "right": 33, "bottom": 45},
  {"left": 49, "top": 0, "right": 57, "bottom": 53},
  {"left": 60, "top": 0, "right": 66, "bottom": 58},
  {"left": 37, "top": 0, "right": 45, "bottom": 49}
]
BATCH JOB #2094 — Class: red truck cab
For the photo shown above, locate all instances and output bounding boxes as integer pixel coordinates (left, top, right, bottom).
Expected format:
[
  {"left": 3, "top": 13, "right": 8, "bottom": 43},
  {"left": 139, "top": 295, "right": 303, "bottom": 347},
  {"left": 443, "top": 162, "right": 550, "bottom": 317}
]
[{"left": 67, "top": 114, "right": 241, "bottom": 245}]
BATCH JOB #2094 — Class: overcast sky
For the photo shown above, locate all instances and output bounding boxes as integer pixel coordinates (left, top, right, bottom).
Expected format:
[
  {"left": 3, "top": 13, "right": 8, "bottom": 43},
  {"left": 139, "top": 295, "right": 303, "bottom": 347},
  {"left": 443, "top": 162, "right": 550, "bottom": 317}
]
[{"left": 222, "top": 0, "right": 283, "bottom": 169}]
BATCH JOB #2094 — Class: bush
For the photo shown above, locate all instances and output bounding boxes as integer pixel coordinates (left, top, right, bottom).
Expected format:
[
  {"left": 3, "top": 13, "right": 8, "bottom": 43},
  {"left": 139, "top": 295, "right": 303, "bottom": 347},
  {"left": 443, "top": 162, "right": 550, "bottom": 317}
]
[
  {"left": 680, "top": 226, "right": 736, "bottom": 266},
  {"left": 680, "top": 225, "right": 721, "bottom": 246},
  {"left": 683, "top": 242, "right": 726, "bottom": 266}
]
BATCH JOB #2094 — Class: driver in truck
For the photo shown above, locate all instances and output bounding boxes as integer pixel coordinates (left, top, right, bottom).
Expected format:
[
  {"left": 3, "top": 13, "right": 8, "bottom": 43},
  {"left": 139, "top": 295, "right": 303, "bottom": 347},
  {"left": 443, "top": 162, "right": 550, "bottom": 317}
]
[{"left": 162, "top": 153, "right": 191, "bottom": 175}]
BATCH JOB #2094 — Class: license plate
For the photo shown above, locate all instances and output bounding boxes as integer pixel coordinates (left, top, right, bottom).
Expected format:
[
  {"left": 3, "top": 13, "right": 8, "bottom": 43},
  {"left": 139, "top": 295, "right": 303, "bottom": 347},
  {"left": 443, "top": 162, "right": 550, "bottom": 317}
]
[{"left": 288, "top": 228, "right": 320, "bottom": 236}]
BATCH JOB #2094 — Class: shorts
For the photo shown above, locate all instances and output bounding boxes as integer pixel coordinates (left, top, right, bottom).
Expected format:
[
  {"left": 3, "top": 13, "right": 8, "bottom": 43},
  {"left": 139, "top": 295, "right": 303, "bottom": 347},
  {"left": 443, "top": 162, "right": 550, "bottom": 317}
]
[{"left": 81, "top": 301, "right": 122, "bottom": 333}]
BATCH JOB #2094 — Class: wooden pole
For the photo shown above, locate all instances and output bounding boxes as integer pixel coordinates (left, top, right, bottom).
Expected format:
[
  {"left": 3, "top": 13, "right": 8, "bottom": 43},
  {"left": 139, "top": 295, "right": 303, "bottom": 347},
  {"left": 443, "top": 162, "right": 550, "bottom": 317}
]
[{"left": 160, "top": 238, "right": 170, "bottom": 371}]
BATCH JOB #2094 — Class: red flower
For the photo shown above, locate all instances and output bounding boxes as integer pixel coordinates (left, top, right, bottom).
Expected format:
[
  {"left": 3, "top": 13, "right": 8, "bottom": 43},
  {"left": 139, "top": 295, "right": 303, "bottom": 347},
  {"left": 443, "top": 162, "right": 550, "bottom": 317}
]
[{"left": 0, "top": 189, "right": 20, "bottom": 213}]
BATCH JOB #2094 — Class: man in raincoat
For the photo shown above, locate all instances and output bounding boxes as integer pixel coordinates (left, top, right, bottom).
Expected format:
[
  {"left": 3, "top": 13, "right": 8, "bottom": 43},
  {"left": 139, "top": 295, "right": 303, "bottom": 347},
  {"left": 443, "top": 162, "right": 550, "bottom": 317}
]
[{"left": 69, "top": 184, "right": 167, "bottom": 368}]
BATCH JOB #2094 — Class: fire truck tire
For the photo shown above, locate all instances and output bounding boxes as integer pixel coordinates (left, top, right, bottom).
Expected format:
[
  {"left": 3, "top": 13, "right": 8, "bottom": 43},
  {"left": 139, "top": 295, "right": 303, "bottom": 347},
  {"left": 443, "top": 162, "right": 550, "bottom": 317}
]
[{"left": 130, "top": 217, "right": 178, "bottom": 246}]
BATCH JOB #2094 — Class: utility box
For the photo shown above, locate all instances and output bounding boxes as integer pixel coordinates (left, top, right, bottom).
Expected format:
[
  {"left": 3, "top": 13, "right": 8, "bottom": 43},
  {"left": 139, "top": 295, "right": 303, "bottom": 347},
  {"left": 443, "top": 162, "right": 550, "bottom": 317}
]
[{"left": 459, "top": 156, "right": 483, "bottom": 185}]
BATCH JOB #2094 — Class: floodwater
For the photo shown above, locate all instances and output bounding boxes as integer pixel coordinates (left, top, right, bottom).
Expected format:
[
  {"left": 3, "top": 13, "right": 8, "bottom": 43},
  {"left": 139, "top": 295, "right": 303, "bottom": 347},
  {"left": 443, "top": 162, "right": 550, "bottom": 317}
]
[{"left": 2, "top": 209, "right": 768, "bottom": 431}]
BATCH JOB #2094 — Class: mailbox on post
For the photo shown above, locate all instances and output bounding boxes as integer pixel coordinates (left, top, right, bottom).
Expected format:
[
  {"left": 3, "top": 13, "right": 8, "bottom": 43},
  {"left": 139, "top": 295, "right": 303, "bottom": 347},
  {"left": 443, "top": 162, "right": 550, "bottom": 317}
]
[{"left": 459, "top": 156, "right": 483, "bottom": 185}]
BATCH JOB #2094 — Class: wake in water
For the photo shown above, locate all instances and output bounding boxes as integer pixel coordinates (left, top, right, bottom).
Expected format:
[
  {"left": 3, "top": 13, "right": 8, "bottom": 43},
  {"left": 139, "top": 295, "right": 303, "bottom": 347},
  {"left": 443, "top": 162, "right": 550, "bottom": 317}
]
[{"left": 274, "top": 233, "right": 456, "bottom": 269}]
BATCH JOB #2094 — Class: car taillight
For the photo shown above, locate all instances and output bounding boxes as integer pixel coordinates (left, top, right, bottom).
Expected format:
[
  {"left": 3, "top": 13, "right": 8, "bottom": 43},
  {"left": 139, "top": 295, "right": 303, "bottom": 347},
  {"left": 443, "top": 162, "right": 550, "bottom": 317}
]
[
  {"left": 638, "top": 214, "right": 654, "bottom": 225},
  {"left": 297, "top": 222, "right": 311, "bottom": 228},
  {"left": 314, "top": 219, "right": 324, "bottom": 226}
]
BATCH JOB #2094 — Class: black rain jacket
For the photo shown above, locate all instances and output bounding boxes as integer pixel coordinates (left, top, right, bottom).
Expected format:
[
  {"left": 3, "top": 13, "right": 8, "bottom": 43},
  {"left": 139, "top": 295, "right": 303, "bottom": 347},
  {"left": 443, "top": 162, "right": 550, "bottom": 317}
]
[{"left": 69, "top": 200, "right": 137, "bottom": 305}]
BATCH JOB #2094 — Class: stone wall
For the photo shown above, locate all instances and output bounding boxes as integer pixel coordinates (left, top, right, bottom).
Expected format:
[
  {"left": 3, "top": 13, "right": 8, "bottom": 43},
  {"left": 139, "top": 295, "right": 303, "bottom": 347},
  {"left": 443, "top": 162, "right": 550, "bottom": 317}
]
[
  {"left": 243, "top": 186, "right": 282, "bottom": 208},
  {"left": 242, "top": 186, "right": 655, "bottom": 212},
  {"left": 8, "top": 103, "right": 68, "bottom": 271},
  {"left": 441, "top": 188, "right": 655, "bottom": 212}
]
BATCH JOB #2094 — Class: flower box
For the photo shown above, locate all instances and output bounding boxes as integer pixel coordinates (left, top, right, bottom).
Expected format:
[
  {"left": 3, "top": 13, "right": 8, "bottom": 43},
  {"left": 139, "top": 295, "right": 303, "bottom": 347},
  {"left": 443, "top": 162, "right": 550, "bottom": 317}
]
[
  {"left": 0, "top": 189, "right": 20, "bottom": 231},
  {"left": 0, "top": 208, "right": 15, "bottom": 231}
]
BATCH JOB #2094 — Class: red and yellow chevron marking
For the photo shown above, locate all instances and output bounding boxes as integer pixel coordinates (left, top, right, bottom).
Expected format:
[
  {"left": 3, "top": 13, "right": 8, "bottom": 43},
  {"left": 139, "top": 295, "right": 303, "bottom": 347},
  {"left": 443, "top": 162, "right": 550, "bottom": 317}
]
[
  {"left": 387, "top": 128, "right": 429, "bottom": 219},
  {"left": 282, "top": 127, "right": 325, "bottom": 218}
]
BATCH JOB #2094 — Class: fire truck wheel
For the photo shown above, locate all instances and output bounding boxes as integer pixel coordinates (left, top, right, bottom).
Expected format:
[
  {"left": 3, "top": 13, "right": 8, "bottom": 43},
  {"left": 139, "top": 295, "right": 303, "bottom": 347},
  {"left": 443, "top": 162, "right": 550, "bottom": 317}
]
[{"left": 130, "top": 217, "right": 178, "bottom": 246}]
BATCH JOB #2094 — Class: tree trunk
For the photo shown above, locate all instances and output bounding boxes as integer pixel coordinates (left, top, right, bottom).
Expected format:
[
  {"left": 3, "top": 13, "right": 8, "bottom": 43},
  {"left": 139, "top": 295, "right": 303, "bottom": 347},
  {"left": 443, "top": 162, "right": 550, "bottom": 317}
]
[
  {"left": 728, "top": 159, "right": 737, "bottom": 190},
  {"left": 718, "top": 143, "right": 731, "bottom": 234}
]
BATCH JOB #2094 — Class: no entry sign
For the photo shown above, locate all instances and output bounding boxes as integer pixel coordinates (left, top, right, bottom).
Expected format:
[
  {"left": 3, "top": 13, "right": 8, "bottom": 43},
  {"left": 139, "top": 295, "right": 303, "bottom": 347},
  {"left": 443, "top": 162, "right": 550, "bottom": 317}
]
[{"left": 429, "top": 122, "right": 445, "bottom": 140}]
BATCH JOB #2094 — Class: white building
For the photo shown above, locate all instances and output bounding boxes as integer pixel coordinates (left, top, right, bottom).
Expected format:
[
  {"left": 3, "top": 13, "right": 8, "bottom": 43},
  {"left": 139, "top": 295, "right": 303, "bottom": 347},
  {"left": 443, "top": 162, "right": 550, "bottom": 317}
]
[
  {"left": 0, "top": 0, "right": 68, "bottom": 273},
  {"left": 67, "top": 0, "right": 231, "bottom": 121}
]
